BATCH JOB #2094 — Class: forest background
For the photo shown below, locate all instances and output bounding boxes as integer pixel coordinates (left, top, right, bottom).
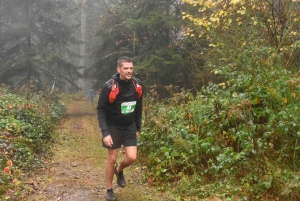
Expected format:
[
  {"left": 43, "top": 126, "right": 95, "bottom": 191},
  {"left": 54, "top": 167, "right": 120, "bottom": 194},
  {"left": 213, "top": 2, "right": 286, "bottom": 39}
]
[{"left": 1, "top": 0, "right": 300, "bottom": 200}]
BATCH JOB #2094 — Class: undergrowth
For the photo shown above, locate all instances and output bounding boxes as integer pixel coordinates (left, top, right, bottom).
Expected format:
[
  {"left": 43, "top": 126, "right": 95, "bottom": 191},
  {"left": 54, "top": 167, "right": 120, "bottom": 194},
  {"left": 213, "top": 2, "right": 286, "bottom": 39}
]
[
  {"left": 139, "top": 73, "right": 300, "bottom": 200},
  {"left": 0, "top": 85, "right": 66, "bottom": 199}
]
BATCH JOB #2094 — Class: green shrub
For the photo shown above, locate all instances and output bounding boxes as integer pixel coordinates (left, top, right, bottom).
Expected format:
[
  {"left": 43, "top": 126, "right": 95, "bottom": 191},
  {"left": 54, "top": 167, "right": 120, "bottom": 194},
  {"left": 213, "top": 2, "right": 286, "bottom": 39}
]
[
  {"left": 139, "top": 75, "right": 300, "bottom": 200},
  {"left": 0, "top": 86, "right": 66, "bottom": 199},
  {"left": 0, "top": 87, "right": 66, "bottom": 167}
]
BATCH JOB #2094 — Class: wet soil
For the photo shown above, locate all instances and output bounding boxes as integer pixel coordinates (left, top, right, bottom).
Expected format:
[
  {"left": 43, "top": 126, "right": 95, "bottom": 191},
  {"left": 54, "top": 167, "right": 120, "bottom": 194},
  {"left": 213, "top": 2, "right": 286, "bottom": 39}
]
[{"left": 24, "top": 99, "right": 169, "bottom": 201}]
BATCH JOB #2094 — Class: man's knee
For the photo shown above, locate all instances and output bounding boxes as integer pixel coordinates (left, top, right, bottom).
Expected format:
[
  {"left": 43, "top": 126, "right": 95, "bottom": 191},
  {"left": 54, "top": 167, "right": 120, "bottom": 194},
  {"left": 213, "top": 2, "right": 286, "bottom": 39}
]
[
  {"left": 107, "top": 152, "right": 118, "bottom": 166},
  {"left": 126, "top": 153, "right": 137, "bottom": 163},
  {"left": 124, "top": 146, "right": 137, "bottom": 163},
  {"left": 107, "top": 157, "right": 117, "bottom": 166}
]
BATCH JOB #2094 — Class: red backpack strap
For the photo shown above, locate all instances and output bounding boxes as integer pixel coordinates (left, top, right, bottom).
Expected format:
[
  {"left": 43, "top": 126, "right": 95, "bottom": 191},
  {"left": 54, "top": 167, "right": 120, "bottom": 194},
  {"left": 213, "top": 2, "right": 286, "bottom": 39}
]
[
  {"left": 109, "top": 79, "right": 119, "bottom": 103},
  {"left": 132, "top": 77, "right": 143, "bottom": 99}
]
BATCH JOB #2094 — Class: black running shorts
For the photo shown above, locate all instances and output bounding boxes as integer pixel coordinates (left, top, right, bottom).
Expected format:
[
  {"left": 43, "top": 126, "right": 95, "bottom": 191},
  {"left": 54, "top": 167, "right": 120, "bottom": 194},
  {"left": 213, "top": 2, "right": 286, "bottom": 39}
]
[{"left": 102, "top": 123, "right": 137, "bottom": 149}]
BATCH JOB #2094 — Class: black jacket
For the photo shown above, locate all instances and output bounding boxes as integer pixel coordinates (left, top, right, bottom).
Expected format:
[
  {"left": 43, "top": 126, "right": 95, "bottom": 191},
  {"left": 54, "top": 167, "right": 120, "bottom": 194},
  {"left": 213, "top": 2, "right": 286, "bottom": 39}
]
[{"left": 97, "top": 73, "right": 143, "bottom": 137}]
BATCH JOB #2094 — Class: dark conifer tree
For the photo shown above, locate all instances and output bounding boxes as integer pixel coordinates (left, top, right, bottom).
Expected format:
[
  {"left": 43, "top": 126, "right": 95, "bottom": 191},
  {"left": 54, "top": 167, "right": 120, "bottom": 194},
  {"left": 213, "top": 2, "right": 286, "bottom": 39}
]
[
  {"left": 90, "top": 0, "right": 193, "bottom": 93},
  {"left": 0, "top": 0, "right": 81, "bottom": 91}
]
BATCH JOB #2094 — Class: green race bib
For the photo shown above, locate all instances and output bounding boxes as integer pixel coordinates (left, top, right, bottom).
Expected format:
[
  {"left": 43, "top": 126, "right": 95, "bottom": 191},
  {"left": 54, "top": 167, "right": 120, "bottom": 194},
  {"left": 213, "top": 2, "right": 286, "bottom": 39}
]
[{"left": 121, "top": 101, "right": 136, "bottom": 114}]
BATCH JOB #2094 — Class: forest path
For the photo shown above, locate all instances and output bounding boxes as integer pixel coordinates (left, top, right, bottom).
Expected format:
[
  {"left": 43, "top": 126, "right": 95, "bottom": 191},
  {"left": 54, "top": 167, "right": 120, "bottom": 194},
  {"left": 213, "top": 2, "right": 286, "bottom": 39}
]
[{"left": 26, "top": 98, "right": 167, "bottom": 201}]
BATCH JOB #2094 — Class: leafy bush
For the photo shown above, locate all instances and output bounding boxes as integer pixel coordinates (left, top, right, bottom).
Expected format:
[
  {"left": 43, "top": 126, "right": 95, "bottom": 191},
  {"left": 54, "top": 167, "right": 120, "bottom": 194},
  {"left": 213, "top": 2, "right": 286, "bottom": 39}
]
[
  {"left": 139, "top": 74, "right": 300, "bottom": 200},
  {"left": 0, "top": 87, "right": 66, "bottom": 166},
  {"left": 0, "top": 86, "right": 66, "bottom": 199}
]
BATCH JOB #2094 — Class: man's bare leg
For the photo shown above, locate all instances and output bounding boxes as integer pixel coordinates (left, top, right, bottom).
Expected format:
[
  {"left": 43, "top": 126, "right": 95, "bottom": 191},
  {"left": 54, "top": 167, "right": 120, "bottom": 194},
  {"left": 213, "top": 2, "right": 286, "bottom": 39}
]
[
  {"left": 105, "top": 149, "right": 118, "bottom": 189},
  {"left": 117, "top": 146, "right": 137, "bottom": 172}
]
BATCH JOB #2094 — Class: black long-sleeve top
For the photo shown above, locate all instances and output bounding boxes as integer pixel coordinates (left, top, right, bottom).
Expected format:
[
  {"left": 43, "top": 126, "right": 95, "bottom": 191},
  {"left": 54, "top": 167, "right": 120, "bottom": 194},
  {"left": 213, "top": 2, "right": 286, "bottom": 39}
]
[{"left": 97, "top": 73, "right": 143, "bottom": 138}]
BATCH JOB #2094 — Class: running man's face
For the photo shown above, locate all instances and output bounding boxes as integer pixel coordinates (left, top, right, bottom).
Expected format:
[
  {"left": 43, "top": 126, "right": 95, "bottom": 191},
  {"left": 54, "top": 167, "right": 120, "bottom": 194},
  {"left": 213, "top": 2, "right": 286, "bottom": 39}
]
[{"left": 117, "top": 62, "right": 134, "bottom": 81}]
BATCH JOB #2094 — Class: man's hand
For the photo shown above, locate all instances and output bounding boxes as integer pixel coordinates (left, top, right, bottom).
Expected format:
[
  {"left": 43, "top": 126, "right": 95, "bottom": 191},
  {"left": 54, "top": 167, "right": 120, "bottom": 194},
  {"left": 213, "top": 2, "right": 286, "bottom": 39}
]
[
  {"left": 103, "top": 135, "right": 113, "bottom": 147},
  {"left": 136, "top": 131, "right": 140, "bottom": 138}
]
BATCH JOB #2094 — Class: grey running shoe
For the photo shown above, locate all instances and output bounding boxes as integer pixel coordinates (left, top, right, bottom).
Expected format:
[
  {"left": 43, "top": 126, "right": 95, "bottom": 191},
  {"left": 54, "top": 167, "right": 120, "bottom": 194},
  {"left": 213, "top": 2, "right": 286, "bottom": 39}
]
[
  {"left": 114, "top": 163, "right": 126, "bottom": 188},
  {"left": 106, "top": 188, "right": 116, "bottom": 201}
]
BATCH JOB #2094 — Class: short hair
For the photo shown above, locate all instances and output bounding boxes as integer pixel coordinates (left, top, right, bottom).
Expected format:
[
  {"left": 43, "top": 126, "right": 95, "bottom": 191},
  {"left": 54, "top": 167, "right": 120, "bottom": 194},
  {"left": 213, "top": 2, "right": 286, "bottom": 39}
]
[{"left": 117, "top": 56, "right": 132, "bottom": 67}]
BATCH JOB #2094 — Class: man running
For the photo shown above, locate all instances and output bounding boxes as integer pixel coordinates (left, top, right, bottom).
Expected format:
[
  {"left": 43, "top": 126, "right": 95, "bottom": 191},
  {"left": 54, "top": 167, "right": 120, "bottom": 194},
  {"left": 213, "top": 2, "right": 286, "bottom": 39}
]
[{"left": 97, "top": 56, "right": 143, "bottom": 201}]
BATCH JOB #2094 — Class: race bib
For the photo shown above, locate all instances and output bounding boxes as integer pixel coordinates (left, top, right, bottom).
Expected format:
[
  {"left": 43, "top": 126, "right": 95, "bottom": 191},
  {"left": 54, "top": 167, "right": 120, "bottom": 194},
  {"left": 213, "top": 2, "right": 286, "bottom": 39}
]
[{"left": 121, "top": 101, "right": 136, "bottom": 114}]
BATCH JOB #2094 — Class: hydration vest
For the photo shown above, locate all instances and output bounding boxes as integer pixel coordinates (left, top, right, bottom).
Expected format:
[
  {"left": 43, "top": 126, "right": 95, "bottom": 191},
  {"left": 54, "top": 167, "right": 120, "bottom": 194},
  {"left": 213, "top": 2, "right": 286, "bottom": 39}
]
[{"left": 108, "top": 77, "right": 143, "bottom": 103}]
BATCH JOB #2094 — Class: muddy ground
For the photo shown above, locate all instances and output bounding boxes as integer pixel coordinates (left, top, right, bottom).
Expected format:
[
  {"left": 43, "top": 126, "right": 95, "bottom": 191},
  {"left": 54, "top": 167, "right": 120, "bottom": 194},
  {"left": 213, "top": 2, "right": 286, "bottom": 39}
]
[{"left": 24, "top": 98, "right": 170, "bottom": 201}]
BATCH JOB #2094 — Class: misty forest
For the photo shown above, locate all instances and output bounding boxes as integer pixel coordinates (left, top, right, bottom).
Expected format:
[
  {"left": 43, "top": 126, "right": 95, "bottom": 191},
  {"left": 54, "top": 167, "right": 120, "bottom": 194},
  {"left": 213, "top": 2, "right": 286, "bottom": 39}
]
[{"left": 1, "top": 0, "right": 300, "bottom": 200}]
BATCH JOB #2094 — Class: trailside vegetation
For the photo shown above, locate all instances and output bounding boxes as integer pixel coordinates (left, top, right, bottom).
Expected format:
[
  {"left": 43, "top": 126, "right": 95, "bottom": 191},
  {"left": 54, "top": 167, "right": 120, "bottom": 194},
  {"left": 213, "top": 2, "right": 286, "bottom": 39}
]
[
  {"left": 0, "top": 85, "right": 66, "bottom": 199},
  {"left": 139, "top": 0, "right": 300, "bottom": 200}
]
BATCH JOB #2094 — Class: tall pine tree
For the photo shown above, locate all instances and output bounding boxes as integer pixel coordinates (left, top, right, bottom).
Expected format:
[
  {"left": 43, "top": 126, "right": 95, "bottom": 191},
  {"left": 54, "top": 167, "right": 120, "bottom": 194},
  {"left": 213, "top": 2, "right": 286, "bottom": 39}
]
[
  {"left": 0, "top": 0, "right": 81, "bottom": 91},
  {"left": 90, "top": 0, "right": 194, "bottom": 93}
]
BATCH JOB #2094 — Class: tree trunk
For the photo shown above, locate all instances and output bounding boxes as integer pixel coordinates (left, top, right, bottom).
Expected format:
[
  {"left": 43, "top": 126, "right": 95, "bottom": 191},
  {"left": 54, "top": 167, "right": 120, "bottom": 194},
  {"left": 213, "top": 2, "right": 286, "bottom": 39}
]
[{"left": 78, "top": 0, "right": 87, "bottom": 92}]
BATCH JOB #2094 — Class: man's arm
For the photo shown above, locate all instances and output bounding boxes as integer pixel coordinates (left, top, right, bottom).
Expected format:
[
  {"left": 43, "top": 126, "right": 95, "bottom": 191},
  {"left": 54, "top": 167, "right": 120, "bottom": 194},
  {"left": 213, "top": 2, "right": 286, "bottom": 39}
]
[{"left": 97, "top": 83, "right": 110, "bottom": 137}]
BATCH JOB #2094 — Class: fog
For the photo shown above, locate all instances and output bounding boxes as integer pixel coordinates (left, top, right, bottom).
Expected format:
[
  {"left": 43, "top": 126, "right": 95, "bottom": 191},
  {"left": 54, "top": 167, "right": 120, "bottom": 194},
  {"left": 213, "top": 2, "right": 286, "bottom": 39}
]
[
  {"left": 0, "top": 0, "right": 108, "bottom": 94},
  {"left": 1, "top": 0, "right": 194, "bottom": 97}
]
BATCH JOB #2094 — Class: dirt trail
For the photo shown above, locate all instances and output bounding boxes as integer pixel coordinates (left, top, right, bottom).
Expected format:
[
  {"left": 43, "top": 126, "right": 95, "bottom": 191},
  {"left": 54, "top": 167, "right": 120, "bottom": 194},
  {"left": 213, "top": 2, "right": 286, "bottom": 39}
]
[{"left": 26, "top": 98, "right": 167, "bottom": 201}]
